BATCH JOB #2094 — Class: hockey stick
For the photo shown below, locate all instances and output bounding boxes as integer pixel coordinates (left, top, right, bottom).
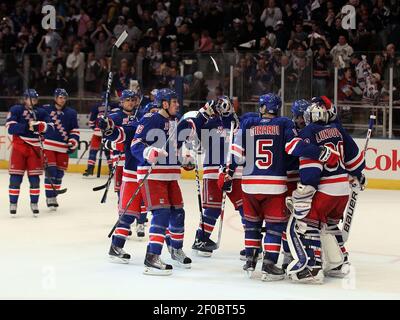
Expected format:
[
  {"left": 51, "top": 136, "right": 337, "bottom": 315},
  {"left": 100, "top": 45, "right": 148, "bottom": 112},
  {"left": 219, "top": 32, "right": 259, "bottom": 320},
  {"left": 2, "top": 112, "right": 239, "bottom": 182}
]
[
  {"left": 27, "top": 107, "right": 67, "bottom": 195},
  {"left": 97, "top": 31, "right": 128, "bottom": 178},
  {"left": 76, "top": 142, "right": 89, "bottom": 164},
  {"left": 100, "top": 153, "right": 122, "bottom": 203},
  {"left": 215, "top": 121, "right": 235, "bottom": 249},
  {"left": 107, "top": 117, "right": 181, "bottom": 238},
  {"left": 342, "top": 114, "right": 376, "bottom": 242},
  {"left": 193, "top": 139, "right": 206, "bottom": 237}
]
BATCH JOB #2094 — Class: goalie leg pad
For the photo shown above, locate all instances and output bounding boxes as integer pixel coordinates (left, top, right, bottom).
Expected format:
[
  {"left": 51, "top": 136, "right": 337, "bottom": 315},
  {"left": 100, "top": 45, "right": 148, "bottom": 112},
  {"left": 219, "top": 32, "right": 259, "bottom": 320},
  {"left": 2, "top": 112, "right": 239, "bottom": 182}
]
[{"left": 321, "top": 223, "right": 345, "bottom": 271}]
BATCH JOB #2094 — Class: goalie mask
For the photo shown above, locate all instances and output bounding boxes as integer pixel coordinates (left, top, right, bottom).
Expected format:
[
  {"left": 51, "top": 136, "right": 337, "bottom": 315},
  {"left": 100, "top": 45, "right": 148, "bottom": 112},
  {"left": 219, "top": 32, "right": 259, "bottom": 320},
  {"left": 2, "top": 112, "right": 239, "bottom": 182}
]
[
  {"left": 216, "top": 95, "right": 233, "bottom": 117},
  {"left": 303, "top": 102, "right": 328, "bottom": 125}
]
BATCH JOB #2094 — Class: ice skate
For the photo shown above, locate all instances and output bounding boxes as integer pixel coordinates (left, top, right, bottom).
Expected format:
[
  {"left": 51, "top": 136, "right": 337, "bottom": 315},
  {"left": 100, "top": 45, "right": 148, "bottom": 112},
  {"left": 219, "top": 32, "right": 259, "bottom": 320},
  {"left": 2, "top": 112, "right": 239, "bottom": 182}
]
[
  {"left": 82, "top": 166, "right": 95, "bottom": 179},
  {"left": 171, "top": 248, "right": 192, "bottom": 269},
  {"left": 243, "top": 249, "right": 259, "bottom": 278},
  {"left": 325, "top": 255, "right": 351, "bottom": 278},
  {"left": 192, "top": 238, "right": 213, "bottom": 257},
  {"left": 136, "top": 222, "right": 145, "bottom": 238},
  {"left": 108, "top": 245, "right": 130, "bottom": 264},
  {"left": 282, "top": 252, "right": 294, "bottom": 272},
  {"left": 46, "top": 197, "right": 58, "bottom": 211},
  {"left": 30, "top": 203, "right": 39, "bottom": 216},
  {"left": 261, "top": 259, "right": 285, "bottom": 281},
  {"left": 143, "top": 252, "right": 173, "bottom": 276},
  {"left": 10, "top": 203, "right": 17, "bottom": 216},
  {"left": 291, "top": 266, "right": 324, "bottom": 284},
  {"left": 240, "top": 248, "right": 262, "bottom": 261}
]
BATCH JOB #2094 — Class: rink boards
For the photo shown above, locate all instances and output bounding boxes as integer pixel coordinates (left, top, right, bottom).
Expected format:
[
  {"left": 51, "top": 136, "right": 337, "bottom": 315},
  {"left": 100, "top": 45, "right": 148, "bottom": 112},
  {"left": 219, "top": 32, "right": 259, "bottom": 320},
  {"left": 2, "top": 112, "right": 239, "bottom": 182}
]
[{"left": 0, "top": 127, "right": 399, "bottom": 190}]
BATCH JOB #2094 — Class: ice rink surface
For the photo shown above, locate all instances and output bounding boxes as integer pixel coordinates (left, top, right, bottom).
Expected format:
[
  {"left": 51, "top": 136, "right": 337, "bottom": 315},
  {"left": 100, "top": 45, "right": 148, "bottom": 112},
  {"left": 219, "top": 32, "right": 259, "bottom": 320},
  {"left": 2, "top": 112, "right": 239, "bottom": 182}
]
[{"left": 0, "top": 171, "right": 399, "bottom": 300}]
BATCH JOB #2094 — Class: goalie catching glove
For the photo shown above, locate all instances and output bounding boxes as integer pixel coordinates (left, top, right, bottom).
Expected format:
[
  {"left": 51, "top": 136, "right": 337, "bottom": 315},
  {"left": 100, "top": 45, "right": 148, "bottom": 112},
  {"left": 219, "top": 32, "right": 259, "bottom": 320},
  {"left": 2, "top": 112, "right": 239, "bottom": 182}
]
[{"left": 217, "top": 165, "right": 235, "bottom": 192}]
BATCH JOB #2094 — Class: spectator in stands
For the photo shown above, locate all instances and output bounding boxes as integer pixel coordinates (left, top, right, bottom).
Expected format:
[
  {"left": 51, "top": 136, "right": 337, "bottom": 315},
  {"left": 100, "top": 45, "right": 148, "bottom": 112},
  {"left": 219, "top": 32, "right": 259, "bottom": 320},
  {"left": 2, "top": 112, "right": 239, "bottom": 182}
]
[
  {"left": 152, "top": 2, "right": 170, "bottom": 28},
  {"left": 113, "top": 58, "right": 136, "bottom": 94},
  {"left": 260, "top": 0, "right": 282, "bottom": 30},
  {"left": 198, "top": 30, "right": 213, "bottom": 53},
  {"left": 338, "top": 67, "right": 358, "bottom": 101},
  {"left": 66, "top": 43, "right": 85, "bottom": 93},
  {"left": 90, "top": 23, "right": 112, "bottom": 60},
  {"left": 313, "top": 46, "right": 330, "bottom": 96},
  {"left": 37, "top": 37, "right": 55, "bottom": 73},
  {"left": 330, "top": 35, "right": 354, "bottom": 68},
  {"left": 113, "top": 16, "right": 127, "bottom": 38},
  {"left": 125, "top": 18, "right": 142, "bottom": 45}
]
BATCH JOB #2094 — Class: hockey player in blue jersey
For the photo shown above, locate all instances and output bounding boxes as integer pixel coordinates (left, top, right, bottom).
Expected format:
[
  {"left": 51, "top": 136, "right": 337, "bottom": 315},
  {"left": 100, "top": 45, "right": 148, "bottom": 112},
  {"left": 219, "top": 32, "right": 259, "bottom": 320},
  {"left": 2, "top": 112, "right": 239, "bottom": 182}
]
[
  {"left": 97, "top": 89, "right": 148, "bottom": 262},
  {"left": 131, "top": 88, "right": 213, "bottom": 275},
  {"left": 189, "top": 96, "right": 247, "bottom": 258},
  {"left": 83, "top": 93, "right": 119, "bottom": 178},
  {"left": 6, "top": 89, "right": 54, "bottom": 215},
  {"left": 43, "top": 89, "right": 80, "bottom": 210},
  {"left": 229, "top": 93, "right": 340, "bottom": 281},
  {"left": 286, "top": 101, "right": 366, "bottom": 284}
]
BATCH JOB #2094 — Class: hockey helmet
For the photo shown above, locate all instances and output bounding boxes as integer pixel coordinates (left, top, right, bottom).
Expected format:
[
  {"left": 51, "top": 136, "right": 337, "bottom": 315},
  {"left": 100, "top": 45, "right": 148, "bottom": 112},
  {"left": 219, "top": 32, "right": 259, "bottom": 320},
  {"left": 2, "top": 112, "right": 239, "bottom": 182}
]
[
  {"left": 258, "top": 93, "right": 281, "bottom": 115},
  {"left": 291, "top": 99, "right": 310, "bottom": 118},
  {"left": 54, "top": 88, "right": 68, "bottom": 98},
  {"left": 23, "top": 89, "right": 39, "bottom": 99}
]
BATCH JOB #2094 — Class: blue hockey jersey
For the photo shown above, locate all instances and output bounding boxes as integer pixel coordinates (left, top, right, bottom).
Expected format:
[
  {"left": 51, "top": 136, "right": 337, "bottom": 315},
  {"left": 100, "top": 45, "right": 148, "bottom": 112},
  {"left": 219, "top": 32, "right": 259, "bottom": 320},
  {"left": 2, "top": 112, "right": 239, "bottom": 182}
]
[
  {"left": 42, "top": 104, "right": 80, "bottom": 153},
  {"left": 6, "top": 104, "right": 54, "bottom": 147},
  {"left": 104, "top": 109, "right": 139, "bottom": 181},
  {"left": 298, "top": 122, "right": 365, "bottom": 196},
  {"left": 131, "top": 112, "right": 205, "bottom": 181},
  {"left": 232, "top": 116, "right": 323, "bottom": 195},
  {"left": 195, "top": 114, "right": 241, "bottom": 179}
]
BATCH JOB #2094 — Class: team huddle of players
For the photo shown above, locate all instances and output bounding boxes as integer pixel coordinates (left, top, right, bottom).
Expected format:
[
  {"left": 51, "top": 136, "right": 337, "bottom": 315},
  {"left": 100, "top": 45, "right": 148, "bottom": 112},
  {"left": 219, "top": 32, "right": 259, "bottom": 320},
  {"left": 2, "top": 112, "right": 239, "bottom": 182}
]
[{"left": 5, "top": 87, "right": 366, "bottom": 284}]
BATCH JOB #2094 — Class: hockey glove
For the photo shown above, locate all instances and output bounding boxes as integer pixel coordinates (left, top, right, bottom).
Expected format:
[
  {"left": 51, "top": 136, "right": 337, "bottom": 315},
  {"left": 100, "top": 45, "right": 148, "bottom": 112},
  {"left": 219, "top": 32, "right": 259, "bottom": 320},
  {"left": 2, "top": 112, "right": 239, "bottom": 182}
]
[
  {"left": 199, "top": 100, "right": 219, "bottom": 120},
  {"left": 67, "top": 138, "right": 78, "bottom": 154},
  {"left": 181, "top": 150, "right": 195, "bottom": 171},
  {"left": 143, "top": 146, "right": 168, "bottom": 164},
  {"left": 319, "top": 145, "right": 340, "bottom": 167},
  {"left": 29, "top": 121, "right": 47, "bottom": 134},
  {"left": 217, "top": 165, "right": 234, "bottom": 192},
  {"left": 104, "top": 140, "right": 124, "bottom": 152},
  {"left": 97, "top": 116, "right": 114, "bottom": 136},
  {"left": 292, "top": 183, "right": 316, "bottom": 219},
  {"left": 350, "top": 173, "right": 367, "bottom": 191}
]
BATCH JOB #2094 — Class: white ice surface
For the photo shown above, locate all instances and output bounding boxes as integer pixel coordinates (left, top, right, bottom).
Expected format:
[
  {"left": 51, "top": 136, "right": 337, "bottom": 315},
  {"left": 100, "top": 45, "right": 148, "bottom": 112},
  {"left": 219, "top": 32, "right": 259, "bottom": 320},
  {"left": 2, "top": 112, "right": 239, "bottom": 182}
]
[{"left": 0, "top": 171, "right": 399, "bottom": 300}]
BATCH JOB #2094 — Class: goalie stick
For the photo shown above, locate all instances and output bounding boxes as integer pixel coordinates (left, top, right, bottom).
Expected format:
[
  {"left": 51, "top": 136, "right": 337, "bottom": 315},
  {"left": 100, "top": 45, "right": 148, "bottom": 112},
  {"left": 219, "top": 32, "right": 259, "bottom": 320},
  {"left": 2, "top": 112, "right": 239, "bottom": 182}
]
[{"left": 342, "top": 114, "right": 375, "bottom": 242}]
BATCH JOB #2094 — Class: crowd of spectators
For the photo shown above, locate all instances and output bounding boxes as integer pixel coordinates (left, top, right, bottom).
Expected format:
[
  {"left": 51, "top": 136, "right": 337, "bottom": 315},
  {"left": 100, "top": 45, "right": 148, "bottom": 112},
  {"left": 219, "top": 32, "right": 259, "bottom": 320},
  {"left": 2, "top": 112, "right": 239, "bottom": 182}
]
[{"left": 0, "top": 0, "right": 400, "bottom": 107}]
